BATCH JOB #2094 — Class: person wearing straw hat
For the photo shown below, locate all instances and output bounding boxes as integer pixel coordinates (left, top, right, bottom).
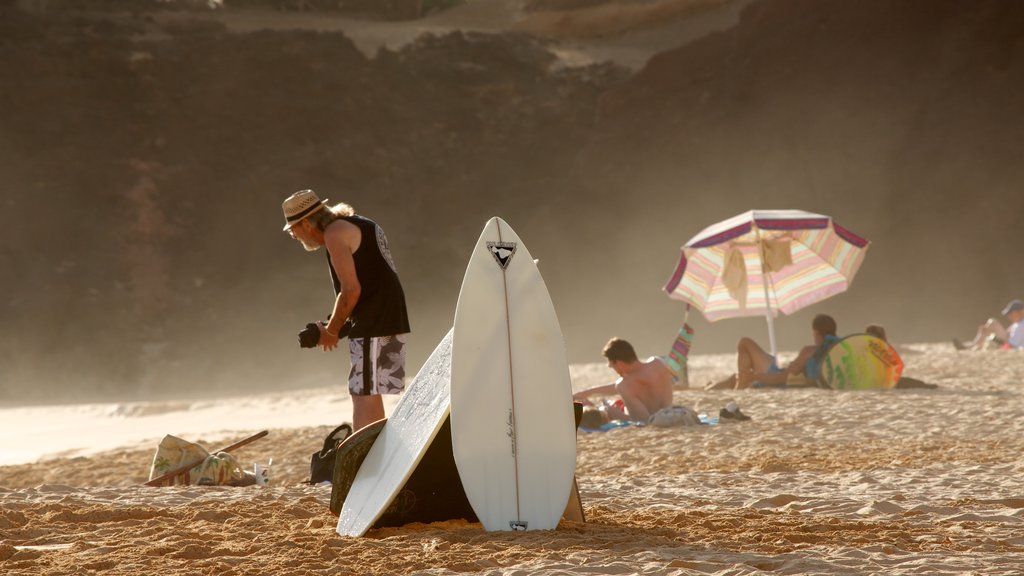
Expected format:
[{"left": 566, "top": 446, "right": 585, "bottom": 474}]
[{"left": 282, "top": 189, "right": 411, "bottom": 431}]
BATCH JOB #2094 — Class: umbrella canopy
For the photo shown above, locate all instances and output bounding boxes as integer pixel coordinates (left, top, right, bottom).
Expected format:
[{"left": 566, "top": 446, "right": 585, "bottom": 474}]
[{"left": 663, "top": 209, "right": 869, "bottom": 355}]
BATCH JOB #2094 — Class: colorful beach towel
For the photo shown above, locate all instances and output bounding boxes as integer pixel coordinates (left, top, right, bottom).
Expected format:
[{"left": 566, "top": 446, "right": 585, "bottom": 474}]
[{"left": 665, "top": 323, "right": 694, "bottom": 384}]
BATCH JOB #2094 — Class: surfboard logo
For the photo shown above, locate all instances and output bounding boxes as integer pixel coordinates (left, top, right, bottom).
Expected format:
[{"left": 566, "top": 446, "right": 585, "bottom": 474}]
[
  {"left": 506, "top": 409, "right": 516, "bottom": 456},
  {"left": 509, "top": 521, "right": 528, "bottom": 531},
  {"left": 486, "top": 241, "right": 517, "bottom": 269}
]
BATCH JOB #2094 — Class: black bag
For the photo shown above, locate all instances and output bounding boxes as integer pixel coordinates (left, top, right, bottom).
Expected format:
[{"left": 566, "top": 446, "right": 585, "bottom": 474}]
[{"left": 308, "top": 423, "right": 354, "bottom": 484}]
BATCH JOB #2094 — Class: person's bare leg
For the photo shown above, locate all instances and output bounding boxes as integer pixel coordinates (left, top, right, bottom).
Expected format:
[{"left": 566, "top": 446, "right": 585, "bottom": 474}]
[
  {"left": 750, "top": 367, "right": 791, "bottom": 386},
  {"left": 969, "top": 319, "right": 1008, "bottom": 350},
  {"left": 985, "top": 319, "right": 1009, "bottom": 342},
  {"left": 706, "top": 373, "right": 737, "bottom": 390},
  {"left": 967, "top": 323, "right": 989, "bottom": 349},
  {"left": 352, "top": 394, "right": 386, "bottom": 431},
  {"left": 736, "top": 337, "right": 776, "bottom": 388}
]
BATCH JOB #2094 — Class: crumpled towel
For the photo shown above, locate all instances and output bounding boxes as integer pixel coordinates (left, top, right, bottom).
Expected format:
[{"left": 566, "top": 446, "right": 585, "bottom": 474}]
[
  {"left": 648, "top": 405, "right": 702, "bottom": 427},
  {"left": 149, "top": 434, "right": 210, "bottom": 486},
  {"left": 149, "top": 435, "right": 251, "bottom": 486},
  {"left": 762, "top": 238, "right": 793, "bottom": 273},
  {"left": 721, "top": 246, "right": 748, "bottom": 304},
  {"left": 192, "top": 452, "right": 248, "bottom": 486}
]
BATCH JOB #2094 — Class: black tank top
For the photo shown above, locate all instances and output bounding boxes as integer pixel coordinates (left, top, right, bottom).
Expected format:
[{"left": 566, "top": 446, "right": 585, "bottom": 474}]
[{"left": 327, "top": 215, "right": 410, "bottom": 338}]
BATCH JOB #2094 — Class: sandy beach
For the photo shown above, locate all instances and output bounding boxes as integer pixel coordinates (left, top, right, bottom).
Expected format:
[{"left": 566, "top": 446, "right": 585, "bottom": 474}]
[
  {"left": 4, "top": 0, "right": 1023, "bottom": 573},
  {"left": 3, "top": 342, "right": 1023, "bottom": 575}
]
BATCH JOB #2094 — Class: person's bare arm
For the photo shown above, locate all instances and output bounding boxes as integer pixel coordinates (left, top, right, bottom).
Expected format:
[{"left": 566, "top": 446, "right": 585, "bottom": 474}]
[
  {"left": 786, "top": 346, "right": 817, "bottom": 376},
  {"left": 572, "top": 382, "right": 620, "bottom": 404},
  {"left": 319, "top": 221, "right": 362, "bottom": 350}
]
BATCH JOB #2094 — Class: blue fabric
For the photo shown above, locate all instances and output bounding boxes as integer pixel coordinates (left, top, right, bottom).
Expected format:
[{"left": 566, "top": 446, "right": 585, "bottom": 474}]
[
  {"left": 698, "top": 413, "right": 719, "bottom": 425},
  {"left": 580, "top": 420, "right": 638, "bottom": 433},
  {"left": 748, "top": 360, "right": 784, "bottom": 388},
  {"left": 804, "top": 335, "right": 841, "bottom": 380}
]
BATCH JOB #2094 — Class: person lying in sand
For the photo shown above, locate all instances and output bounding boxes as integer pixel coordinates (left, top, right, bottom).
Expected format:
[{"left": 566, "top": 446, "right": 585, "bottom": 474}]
[
  {"left": 864, "top": 324, "right": 938, "bottom": 389},
  {"left": 707, "top": 314, "right": 839, "bottom": 390},
  {"left": 572, "top": 337, "right": 675, "bottom": 423},
  {"left": 953, "top": 299, "right": 1024, "bottom": 351},
  {"left": 578, "top": 400, "right": 629, "bottom": 429}
]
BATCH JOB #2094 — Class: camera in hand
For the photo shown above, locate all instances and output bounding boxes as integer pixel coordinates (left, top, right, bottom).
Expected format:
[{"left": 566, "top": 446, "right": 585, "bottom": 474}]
[
  {"left": 298, "top": 323, "right": 321, "bottom": 348},
  {"left": 298, "top": 321, "right": 351, "bottom": 348}
]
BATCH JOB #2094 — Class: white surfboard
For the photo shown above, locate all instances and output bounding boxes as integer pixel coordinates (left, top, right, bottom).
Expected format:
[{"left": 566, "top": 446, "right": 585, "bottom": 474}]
[
  {"left": 451, "top": 217, "right": 576, "bottom": 532},
  {"left": 337, "top": 329, "right": 453, "bottom": 537}
]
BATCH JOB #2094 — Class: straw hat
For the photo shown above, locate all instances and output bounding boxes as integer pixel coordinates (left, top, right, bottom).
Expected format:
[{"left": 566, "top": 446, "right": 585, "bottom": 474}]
[{"left": 281, "top": 189, "right": 328, "bottom": 231}]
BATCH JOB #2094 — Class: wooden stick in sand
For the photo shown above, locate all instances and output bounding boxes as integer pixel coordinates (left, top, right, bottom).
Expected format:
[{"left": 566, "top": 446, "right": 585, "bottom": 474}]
[{"left": 144, "top": 430, "right": 269, "bottom": 487}]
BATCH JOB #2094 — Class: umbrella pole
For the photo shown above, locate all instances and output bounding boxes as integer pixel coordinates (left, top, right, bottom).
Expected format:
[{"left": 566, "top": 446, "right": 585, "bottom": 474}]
[{"left": 756, "top": 226, "right": 778, "bottom": 357}]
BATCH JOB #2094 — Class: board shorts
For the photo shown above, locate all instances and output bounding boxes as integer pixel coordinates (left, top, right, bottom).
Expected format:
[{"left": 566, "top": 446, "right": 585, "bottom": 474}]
[{"left": 348, "top": 334, "right": 407, "bottom": 396}]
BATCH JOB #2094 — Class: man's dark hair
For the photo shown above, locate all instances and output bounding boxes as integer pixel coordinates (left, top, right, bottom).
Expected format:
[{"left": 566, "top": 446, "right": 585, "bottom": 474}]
[
  {"left": 602, "top": 338, "right": 638, "bottom": 363},
  {"left": 580, "top": 408, "right": 606, "bottom": 429},
  {"left": 812, "top": 314, "right": 837, "bottom": 337},
  {"left": 864, "top": 324, "right": 887, "bottom": 341}
]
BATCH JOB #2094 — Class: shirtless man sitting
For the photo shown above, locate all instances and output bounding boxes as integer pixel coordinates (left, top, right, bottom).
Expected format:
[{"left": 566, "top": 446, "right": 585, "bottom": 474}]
[{"left": 572, "top": 337, "right": 675, "bottom": 423}]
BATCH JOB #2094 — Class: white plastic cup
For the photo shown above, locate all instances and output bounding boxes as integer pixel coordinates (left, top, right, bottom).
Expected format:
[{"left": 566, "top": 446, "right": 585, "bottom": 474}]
[{"left": 254, "top": 463, "right": 271, "bottom": 486}]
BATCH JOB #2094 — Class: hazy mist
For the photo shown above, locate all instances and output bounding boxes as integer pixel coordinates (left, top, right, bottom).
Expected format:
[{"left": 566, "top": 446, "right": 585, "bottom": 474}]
[{"left": 1, "top": 0, "right": 1021, "bottom": 404}]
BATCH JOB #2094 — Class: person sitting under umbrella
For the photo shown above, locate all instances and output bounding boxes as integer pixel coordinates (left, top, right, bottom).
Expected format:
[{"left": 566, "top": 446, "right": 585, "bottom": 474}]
[{"left": 707, "top": 314, "right": 840, "bottom": 390}]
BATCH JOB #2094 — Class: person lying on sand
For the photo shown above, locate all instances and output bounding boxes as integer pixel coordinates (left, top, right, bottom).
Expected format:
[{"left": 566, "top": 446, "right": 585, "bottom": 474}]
[
  {"left": 707, "top": 314, "right": 839, "bottom": 390},
  {"left": 864, "top": 324, "right": 938, "bottom": 389},
  {"left": 578, "top": 400, "right": 629, "bottom": 429},
  {"left": 573, "top": 338, "right": 674, "bottom": 423},
  {"left": 953, "top": 299, "right": 1024, "bottom": 351}
]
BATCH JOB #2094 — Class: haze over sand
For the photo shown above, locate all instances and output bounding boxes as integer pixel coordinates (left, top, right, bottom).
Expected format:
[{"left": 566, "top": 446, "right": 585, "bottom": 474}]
[
  {"left": 4, "top": 5, "right": 1023, "bottom": 571},
  {"left": 1, "top": 1, "right": 1021, "bottom": 403}
]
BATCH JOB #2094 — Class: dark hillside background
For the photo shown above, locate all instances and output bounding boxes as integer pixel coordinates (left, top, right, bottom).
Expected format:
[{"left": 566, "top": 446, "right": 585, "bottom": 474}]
[{"left": 1, "top": 0, "right": 1021, "bottom": 402}]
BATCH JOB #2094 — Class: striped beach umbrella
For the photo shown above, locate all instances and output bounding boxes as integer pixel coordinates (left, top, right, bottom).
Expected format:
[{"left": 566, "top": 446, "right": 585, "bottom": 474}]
[{"left": 663, "top": 209, "right": 869, "bottom": 356}]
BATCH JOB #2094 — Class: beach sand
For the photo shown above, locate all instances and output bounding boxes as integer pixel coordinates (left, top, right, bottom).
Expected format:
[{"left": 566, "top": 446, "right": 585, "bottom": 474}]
[{"left": 2, "top": 342, "right": 1024, "bottom": 575}]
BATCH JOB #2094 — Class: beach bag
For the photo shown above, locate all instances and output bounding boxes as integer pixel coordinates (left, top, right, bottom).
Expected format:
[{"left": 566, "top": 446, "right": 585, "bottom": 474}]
[
  {"left": 308, "top": 423, "right": 354, "bottom": 484},
  {"left": 149, "top": 434, "right": 210, "bottom": 486},
  {"left": 149, "top": 435, "right": 256, "bottom": 486},
  {"left": 193, "top": 452, "right": 248, "bottom": 486}
]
